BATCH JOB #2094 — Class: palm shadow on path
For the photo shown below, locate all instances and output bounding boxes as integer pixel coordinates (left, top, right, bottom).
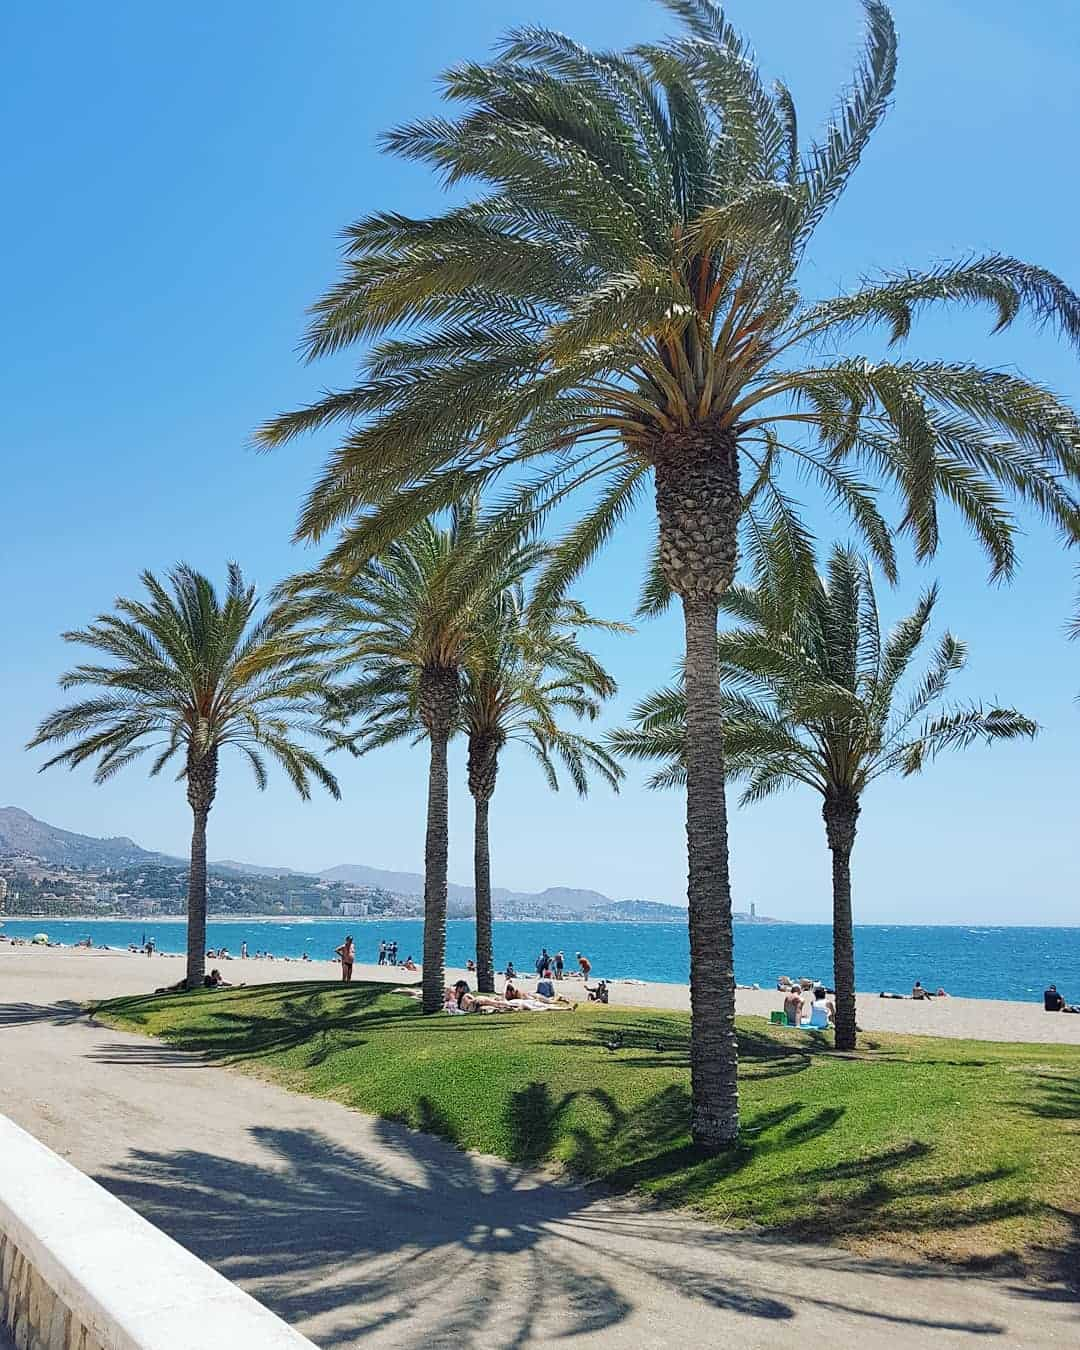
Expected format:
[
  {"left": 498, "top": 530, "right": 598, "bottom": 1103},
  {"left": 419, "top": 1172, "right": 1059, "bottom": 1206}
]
[{"left": 94, "top": 1092, "right": 1017, "bottom": 1347}]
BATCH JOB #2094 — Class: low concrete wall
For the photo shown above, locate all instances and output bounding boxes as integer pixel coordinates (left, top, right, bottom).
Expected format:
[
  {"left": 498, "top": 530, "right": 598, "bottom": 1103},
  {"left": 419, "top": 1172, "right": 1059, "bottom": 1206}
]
[{"left": 0, "top": 1115, "right": 318, "bottom": 1350}]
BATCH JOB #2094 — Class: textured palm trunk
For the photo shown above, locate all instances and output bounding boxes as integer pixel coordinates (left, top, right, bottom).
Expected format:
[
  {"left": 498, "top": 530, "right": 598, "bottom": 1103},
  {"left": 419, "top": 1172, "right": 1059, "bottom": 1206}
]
[
  {"left": 655, "top": 426, "right": 740, "bottom": 1150},
  {"left": 468, "top": 733, "right": 499, "bottom": 994},
  {"left": 419, "top": 668, "right": 460, "bottom": 1014},
  {"left": 824, "top": 790, "right": 860, "bottom": 1052},
  {"left": 473, "top": 795, "right": 495, "bottom": 992},
  {"left": 185, "top": 746, "right": 218, "bottom": 989}
]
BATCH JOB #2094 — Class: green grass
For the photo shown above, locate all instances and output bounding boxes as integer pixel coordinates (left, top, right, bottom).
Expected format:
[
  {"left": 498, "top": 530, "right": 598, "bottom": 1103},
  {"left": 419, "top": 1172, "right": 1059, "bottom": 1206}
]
[{"left": 96, "top": 981, "right": 1080, "bottom": 1279}]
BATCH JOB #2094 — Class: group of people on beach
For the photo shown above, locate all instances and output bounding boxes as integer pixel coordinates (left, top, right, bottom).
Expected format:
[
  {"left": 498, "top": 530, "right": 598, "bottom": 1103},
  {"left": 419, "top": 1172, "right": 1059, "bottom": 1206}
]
[
  {"left": 443, "top": 977, "right": 576, "bottom": 1014},
  {"left": 376, "top": 940, "right": 399, "bottom": 966},
  {"left": 778, "top": 978, "right": 835, "bottom": 1029}
]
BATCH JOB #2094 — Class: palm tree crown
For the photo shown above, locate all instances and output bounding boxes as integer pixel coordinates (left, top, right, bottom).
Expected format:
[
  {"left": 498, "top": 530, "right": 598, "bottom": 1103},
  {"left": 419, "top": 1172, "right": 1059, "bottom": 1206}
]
[
  {"left": 28, "top": 563, "right": 341, "bottom": 984},
  {"left": 259, "top": 0, "right": 1080, "bottom": 589}
]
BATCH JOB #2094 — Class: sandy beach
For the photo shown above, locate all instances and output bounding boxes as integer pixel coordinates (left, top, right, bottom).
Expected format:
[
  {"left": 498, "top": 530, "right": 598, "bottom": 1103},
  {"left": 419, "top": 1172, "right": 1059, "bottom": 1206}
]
[{"left": 2, "top": 942, "right": 1078, "bottom": 1044}]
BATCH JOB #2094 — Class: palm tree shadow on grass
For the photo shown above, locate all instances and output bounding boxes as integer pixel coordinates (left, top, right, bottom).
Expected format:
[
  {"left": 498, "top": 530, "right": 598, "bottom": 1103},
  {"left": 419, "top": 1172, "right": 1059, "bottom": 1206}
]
[
  {"left": 94, "top": 983, "right": 430, "bottom": 1068},
  {"left": 503, "top": 1078, "right": 1045, "bottom": 1267}
]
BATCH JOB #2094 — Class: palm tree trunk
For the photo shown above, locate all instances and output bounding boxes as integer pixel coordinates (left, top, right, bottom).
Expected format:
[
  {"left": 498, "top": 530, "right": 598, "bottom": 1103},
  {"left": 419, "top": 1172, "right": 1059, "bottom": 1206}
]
[
  {"left": 824, "top": 791, "right": 860, "bottom": 1051},
  {"left": 654, "top": 427, "right": 741, "bottom": 1151},
  {"left": 467, "top": 732, "right": 499, "bottom": 994},
  {"left": 419, "top": 668, "right": 459, "bottom": 1014},
  {"left": 473, "top": 793, "right": 495, "bottom": 993},
  {"left": 186, "top": 804, "right": 209, "bottom": 988},
  {"left": 184, "top": 746, "right": 218, "bottom": 989},
  {"left": 682, "top": 595, "right": 739, "bottom": 1147}
]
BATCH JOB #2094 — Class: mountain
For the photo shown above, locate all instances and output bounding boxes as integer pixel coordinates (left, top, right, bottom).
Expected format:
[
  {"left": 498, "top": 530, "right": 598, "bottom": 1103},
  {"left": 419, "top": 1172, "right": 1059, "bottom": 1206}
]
[
  {"left": 0, "top": 807, "right": 179, "bottom": 870},
  {"left": 212, "top": 859, "right": 308, "bottom": 878},
  {"left": 1, "top": 807, "right": 703, "bottom": 917},
  {"left": 316, "top": 865, "right": 644, "bottom": 914}
]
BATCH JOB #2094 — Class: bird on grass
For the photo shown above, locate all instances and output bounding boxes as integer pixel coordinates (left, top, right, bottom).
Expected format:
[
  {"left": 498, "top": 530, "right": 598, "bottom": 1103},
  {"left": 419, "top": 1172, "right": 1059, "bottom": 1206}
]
[{"left": 604, "top": 1032, "right": 624, "bottom": 1053}]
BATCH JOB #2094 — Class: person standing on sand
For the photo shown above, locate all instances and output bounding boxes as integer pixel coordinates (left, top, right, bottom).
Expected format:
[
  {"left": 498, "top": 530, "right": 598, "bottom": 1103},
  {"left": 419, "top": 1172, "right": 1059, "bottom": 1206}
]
[
  {"left": 577, "top": 952, "right": 591, "bottom": 979},
  {"left": 240, "top": 942, "right": 248, "bottom": 960},
  {"left": 336, "top": 935, "right": 355, "bottom": 984},
  {"left": 536, "top": 948, "right": 550, "bottom": 977},
  {"left": 555, "top": 951, "right": 565, "bottom": 980}
]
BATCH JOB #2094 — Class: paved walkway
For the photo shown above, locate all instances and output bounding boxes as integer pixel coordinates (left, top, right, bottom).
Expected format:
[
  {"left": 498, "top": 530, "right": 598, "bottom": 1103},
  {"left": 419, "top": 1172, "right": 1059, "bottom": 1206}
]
[{"left": 0, "top": 964, "right": 1076, "bottom": 1347}]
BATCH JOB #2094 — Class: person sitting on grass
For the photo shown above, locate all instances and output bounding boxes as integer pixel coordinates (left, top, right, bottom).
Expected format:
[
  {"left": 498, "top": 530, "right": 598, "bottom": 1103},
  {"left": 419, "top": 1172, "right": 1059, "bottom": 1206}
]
[
  {"left": 204, "top": 968, "right": 232, "bottom": 989},
  {"left": 536, "top": 970, "right": 556, "bottom": 999},
  {"left": 783, "top": 984, "right": 804, "bottom": 1027}
]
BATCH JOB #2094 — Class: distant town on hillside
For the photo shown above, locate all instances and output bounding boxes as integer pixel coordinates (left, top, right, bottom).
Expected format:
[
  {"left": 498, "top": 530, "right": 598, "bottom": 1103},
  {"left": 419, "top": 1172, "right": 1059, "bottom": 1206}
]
[{"left": 0, "top": 806, "right": 784, "bottom": 924}]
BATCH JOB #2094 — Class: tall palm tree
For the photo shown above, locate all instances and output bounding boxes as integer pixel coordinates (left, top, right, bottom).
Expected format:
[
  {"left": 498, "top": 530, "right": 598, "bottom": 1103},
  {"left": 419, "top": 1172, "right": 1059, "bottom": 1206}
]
[
  {"left": 280, "top": 507, "right": 543, "bottom": 1012},
  {"left": 257, "top": 2, "right": 1080, "bottom": 1144},
  {"left": 610, "top": 537, "right": 1037, "bottom": 1050},
  {"left": 456, "top": 590, "right": 624, "bottom": 991},
  {"left": 28, "top": 564, "right": 341, "bottom": 987}
]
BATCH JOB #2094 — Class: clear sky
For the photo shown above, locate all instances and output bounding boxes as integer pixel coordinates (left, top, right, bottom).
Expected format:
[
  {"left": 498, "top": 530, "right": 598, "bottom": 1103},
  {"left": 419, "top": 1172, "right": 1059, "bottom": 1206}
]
[{"left": 3, "top": 1, "right": 1078, "bottom": 924}]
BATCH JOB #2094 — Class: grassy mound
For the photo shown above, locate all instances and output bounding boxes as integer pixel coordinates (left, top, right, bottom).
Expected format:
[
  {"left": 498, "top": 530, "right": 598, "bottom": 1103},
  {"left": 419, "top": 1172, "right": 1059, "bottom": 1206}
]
[{"left": 96, "top": 981, "right": 1080, "bottom": 1278}]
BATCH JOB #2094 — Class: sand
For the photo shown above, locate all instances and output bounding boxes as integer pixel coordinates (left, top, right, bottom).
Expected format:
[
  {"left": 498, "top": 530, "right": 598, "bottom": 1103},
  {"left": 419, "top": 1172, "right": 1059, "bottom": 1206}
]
[
  {"left": 1, "top": 946, "right": 1077, "bottom": 1346},
  {"left": 2, "top": 942, "right": 1078, "bottom": 1044}
]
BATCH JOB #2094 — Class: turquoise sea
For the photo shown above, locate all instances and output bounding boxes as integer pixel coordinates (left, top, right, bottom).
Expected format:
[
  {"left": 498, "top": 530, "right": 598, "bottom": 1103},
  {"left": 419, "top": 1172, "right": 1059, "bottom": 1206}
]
[{"left": 2, "top": 917, "right": 1077, "bottom": 1004}]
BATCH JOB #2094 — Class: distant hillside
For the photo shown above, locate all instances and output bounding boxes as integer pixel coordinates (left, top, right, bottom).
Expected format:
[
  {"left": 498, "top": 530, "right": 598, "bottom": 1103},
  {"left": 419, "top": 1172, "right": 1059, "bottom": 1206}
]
[
  {"left": 0, "top": 807, "right": 179, "bottom": 871},
  {"left": 3, "top": 807, "right": 748, "bottom": 919},
  {"left": 317, "top": 865, "right": 658, "bottom": 915}
]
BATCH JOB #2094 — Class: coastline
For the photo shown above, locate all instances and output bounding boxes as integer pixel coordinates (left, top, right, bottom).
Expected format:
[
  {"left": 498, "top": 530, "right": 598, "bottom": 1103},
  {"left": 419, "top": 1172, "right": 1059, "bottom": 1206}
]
[{"left": 3, "top": 944, "right": 1079, "bottom": 1046}]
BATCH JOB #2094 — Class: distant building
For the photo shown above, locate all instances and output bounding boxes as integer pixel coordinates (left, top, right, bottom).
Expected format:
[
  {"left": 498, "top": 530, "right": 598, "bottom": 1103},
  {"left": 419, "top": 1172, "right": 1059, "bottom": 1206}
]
[{"left": 340, "top": 899, "right": 369, "bottom": 917}]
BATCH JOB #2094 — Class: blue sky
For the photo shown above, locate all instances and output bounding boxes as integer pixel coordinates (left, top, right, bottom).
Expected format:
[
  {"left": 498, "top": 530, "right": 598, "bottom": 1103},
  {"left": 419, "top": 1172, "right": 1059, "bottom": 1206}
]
[{"left": 3, "top": 1, "right": 1077, "bottom": 924}]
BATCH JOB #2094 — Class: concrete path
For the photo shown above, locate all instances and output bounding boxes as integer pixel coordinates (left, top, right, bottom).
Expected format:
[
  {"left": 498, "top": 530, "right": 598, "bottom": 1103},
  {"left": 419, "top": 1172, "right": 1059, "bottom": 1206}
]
[{"left": 0, "top": 961, "right": 1076, "bottom": 1347}]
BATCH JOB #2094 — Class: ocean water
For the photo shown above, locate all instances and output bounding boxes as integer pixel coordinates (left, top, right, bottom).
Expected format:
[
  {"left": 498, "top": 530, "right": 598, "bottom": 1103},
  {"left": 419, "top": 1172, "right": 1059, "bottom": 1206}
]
[{"left": 2, "top": 917, "right": 1077, "bottom": 1004}]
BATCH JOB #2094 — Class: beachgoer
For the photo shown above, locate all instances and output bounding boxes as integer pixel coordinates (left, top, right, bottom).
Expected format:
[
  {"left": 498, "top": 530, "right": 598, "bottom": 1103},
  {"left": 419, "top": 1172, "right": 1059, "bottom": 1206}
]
[
  {"left": 585, "top": 980, "right": 609, "bottom": 1004},
  {"left": 336, "top": 935, "right": 355, "bottom": 984},
  {"left": 783, "top": 985, "right": 804, "bottom": 1027},
  {"left": 555, "top": 951, "right": 564, "bottom": 980},
  {"left": 536, "top": 948, "right": 550, "bottom": 977},
  {"left": 504, "top": 961, "right": 516, "bottom": 979},
  {"left": 389, "top": 941, "right": 398, "bottom": 966},
  {"left": 577, "top": 952, "right": 591, "bottom": 979},
  {"left": 240, "top": 942, "right": 248, "bottom": 960},
  {"left": 301, "top": 951, "right": 311, "bottom": 962},
  {"left": 1044, "top": 984, "right": 1066, "bottom": 1012},
  {"left": 402, "top": 956, "right": 418, "bottom": 971},
  {"left": 536, "top": 972, "right": 556, "bottom": 999},
  {"left": 912, "top": 980, "right": 934, "bottom": 1000},
  {"left": 809, "top": 985, "right": 835, "bottom": 1026},
  {"left": 378, "top": 941, "right": 386, "bottom": 966},
  {"left": 445, "top": 979, "right": 470, "bottom": 1013},
  {"left": 203, "top": 968, "right": 231, "bottom": 988},
  {"left": 466, "top": 958, "right": 476, "bottom": 972}
]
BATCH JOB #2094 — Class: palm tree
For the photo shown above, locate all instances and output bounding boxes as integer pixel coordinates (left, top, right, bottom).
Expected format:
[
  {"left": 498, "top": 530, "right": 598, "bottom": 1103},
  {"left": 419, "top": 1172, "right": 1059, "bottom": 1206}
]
[
  {"left": 458, "top": 590, "right": 625, "bottom": 991},
  {"left": 28, "top": 564, "right": 341, "bottom": 987},
  {"left": 610, "top": 536, "right": 1037, "bottom": 1050},
  {"left": 280, "top": 508, "right": 544, "bottom": 1012},
  {"left": 257, "top": 2, "right": 1080, "bottom": 1145}
]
